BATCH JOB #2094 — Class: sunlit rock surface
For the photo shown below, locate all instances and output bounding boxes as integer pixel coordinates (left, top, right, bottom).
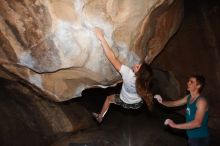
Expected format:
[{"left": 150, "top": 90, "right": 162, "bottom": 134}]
[{"left": 0, "top": 0, "right": 183, "bottom": 101}]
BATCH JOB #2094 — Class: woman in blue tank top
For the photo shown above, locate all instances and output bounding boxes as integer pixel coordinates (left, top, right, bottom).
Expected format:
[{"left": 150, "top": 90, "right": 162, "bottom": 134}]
[{"left": 154, "top": 75, "right": 209, "bottom": 146}]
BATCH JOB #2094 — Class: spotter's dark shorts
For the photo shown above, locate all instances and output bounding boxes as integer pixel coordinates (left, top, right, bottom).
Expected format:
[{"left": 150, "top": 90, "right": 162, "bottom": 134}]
[{"left": 188, "top": 137, "right": 210, "bottom": 146}]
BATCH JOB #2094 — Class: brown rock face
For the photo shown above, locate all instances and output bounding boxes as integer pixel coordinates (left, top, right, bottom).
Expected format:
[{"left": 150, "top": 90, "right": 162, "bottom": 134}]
[{"left": 0, "top": 0, "right": 183, "bottom": 101}]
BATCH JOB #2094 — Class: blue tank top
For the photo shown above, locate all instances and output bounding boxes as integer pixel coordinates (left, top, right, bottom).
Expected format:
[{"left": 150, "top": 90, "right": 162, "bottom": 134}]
[{"left": 186, "top": 95, "right": 209, "bottom": 138}]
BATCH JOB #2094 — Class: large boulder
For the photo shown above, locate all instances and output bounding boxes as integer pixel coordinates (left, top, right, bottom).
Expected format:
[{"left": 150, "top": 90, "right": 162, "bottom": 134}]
[{"left": 0, "top": 0, "right": 183, "bottom": 101}]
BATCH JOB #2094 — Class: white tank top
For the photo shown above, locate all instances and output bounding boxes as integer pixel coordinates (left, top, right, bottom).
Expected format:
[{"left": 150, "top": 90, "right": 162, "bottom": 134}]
[{"left": 119, "top": 65, "right": 142, "bottom": 104}]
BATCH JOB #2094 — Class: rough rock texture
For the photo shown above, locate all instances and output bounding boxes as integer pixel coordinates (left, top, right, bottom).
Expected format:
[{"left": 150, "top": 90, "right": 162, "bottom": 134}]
[
  {"left": 0, "top": 0, "right": 183, "bottom": 101},
  {"left": 0, "top": 78, "right": 94, "bottom": 146}
]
